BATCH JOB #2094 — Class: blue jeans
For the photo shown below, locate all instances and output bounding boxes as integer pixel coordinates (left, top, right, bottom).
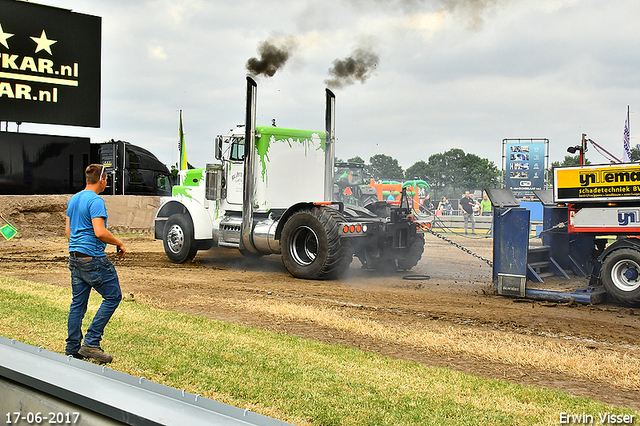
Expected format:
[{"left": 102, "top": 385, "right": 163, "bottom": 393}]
[{"left": 66, "top": 256, "right": 122, "bottom": 354}]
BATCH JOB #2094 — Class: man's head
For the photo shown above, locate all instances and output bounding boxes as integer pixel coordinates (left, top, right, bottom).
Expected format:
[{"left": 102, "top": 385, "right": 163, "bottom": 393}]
[
  {"left": 85, "top": 164, "right": 107, "bottom": 186},
  {"left": 465, "top": 191, "right": 470, "bottom": 198},
  {"left": 483, "top": 193, "right": 488, "bottom": 200}
]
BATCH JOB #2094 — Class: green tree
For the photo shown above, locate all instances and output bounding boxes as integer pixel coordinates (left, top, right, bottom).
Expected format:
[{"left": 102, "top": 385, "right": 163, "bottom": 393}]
[
  {"left": 559, "top": 154, "right": 588, "bottom": 166},
  {"left": 405, "top": 161, "right": 429, "bottom": 181},
  {"left": 347, "top": 156, "right": 365, "bottom": 164},
  {"left": 424, "top": 148, "right": 466, "bottom": 198},
  {"left": 367, "top": 154, "right": 404, "bottom": 181},
  {"left": 547, "top": 155, "right": 591, "bottom": 187},
  {"left": 631, "top": 148, "right": 640, "bottom": 162},
  {"left": 460, "top": 153, "right": 500, "bottom": 192},
  {"left": 409, "top": 149, "right": 499, "bottom": 200}
]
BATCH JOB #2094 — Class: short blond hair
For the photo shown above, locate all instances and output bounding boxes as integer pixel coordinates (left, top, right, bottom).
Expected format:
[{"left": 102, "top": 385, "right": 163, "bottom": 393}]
[{"left": 85, "top": 164, "right": 106, "bottom": 185}]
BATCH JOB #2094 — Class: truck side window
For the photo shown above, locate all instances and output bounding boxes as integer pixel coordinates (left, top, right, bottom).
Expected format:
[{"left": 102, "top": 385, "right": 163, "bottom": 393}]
[{"left": 229, "top": 138, "right": 245, "bottom": 161}]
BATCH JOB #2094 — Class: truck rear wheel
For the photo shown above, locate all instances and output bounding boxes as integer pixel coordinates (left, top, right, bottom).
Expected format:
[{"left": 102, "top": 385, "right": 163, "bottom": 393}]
[
  {"left": 163, "top": 214, "right": 197, "bottom": 264},
  {"left": 281, "top": 207, "right": 352, "bottom": 279},
  {"left": 601, "top": 248, "right": 640, "bottom": 306}
]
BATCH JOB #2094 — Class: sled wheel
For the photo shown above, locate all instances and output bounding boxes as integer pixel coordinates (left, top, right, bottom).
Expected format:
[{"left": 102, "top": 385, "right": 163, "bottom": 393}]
[
  {"left": 281, "top": 207, "right": 352, "bottom": 279},
  {"left": 601, "top": 248, "right": 640, "bottom": 306},
  {"left": 163, "top": 214, "right": 197, "bottom": 264}
]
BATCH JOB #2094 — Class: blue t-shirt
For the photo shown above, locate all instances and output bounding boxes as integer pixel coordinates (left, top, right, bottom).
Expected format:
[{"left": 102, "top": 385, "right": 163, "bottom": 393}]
[{"left": 67, "top": 190, "right": 108, "bottom": 257}]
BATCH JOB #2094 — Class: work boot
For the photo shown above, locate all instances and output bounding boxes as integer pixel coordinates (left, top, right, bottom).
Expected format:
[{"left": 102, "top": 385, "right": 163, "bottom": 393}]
[{"left": 78, "top": 345, "right": 113, "bottom": 363}]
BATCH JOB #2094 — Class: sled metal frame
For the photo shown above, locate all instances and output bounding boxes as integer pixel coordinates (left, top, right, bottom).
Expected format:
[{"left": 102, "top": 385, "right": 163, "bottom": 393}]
[{"left": 487, "top": 188, "right": 607, "bottom": 305}]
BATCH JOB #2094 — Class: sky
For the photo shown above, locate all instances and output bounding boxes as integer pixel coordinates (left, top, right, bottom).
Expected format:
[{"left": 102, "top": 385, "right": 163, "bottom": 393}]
[{"left": 11, "top": 0, "right": 640, "bottom": 174}]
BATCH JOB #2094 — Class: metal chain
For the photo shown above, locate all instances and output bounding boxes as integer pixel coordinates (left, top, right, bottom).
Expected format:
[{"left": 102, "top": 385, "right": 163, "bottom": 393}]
[
  {"left": 421, "top": 225, "right": 493, "bottom": 267},
  {"left": 420, "top": 220, "right": 568, "bottom": 268}
]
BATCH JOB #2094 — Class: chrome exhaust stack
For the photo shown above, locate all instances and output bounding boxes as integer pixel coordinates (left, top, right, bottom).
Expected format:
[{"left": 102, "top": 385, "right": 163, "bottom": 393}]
[
  {"left": 240, "top": 76, "right": 260, "bottom": 255},
  {"left": 324, "top": 88, "right": 336, "bottom": 202}
]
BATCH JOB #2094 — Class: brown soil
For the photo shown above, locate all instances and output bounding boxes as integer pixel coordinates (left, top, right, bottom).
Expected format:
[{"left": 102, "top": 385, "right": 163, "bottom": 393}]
[{"left": 1, "top": 195, "right": 639, "bottom": 411}]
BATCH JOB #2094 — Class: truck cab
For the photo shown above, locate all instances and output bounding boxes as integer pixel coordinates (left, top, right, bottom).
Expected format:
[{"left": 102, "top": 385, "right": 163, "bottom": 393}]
[{"left": 94, "top": 140, "right": 173, "bottom": 196}]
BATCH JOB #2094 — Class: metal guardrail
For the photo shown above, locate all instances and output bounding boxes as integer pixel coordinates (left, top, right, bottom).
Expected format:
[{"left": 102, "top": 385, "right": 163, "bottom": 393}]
[{"left": 0, "top": 336, "right": 294, "bottom": 426}]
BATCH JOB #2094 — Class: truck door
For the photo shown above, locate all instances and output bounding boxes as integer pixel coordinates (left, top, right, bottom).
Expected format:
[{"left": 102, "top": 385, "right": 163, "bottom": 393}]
[{"left": 226, "top": 137, "right": 244, "bottom": 206}]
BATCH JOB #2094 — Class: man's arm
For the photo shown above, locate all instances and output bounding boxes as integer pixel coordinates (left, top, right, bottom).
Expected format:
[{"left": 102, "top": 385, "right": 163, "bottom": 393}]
[
  {"left": 65, "top": 216, "right": 71, "bottom": 241},
  {"left": 92, "top": 217, "right": 126, "bottom": 258}
]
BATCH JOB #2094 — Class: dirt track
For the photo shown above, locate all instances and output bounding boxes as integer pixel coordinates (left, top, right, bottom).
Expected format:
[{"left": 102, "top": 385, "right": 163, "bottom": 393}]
[{"left": 1, "top": 195, "right": 639, "bottom": 411}]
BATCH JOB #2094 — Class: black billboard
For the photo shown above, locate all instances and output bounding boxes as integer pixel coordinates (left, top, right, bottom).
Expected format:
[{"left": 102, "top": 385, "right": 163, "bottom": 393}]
[
  {"left": 0, "top": 0, "right": 101, "bottom": 127},
  {"left": 0, "top": 131, "right": 90, "bottom": 194}
]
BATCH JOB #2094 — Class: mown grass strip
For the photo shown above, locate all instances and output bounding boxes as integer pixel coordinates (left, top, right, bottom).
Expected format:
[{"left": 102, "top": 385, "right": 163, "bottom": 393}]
[
  {"left": 0, "top": 276, "right": 636, "bottom": 426},
  {"left": 213, "top": 297, "right": 640, "bottom": 391}
]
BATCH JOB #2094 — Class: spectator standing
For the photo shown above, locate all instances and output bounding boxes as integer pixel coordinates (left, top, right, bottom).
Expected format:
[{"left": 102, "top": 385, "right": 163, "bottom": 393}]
[
  {"left": 472, "top": 196, "right": 481, "bottom": 216},
  {"left": 480, "top": 193, "right": 492, "bottom": 216},
  {"left": 459, "top": 191, "right": 476, "bottom": 234},
  {"left": 422, "top": 194, "right": 434, "bottom": 214},
  {"left": 65, "top": 164, "right": 126, "bottom": 363},
  {"left": 438, "top": 197, "right": 452, "bottom": 215}
]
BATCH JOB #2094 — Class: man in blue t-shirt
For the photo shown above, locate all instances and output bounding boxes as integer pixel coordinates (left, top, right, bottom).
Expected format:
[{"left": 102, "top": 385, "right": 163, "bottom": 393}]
[{"left": 65, "top": 164, "right": 126, "bottom": 363}]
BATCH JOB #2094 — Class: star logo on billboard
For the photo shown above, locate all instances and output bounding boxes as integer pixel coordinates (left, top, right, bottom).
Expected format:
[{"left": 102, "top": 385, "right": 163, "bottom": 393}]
[
  {"left": 30, "top": 29, "right": 57, "bottom": 55},
  {"left": 0, "top": 24, "right": 57, "bottom": 55},
  {"left": 0, "top": 23, "right": 14, "bottom": 49}
]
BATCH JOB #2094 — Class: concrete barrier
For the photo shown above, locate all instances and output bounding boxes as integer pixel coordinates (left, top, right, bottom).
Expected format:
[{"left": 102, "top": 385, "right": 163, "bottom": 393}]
[
  {"left": 431, "top": 214, "right": 492, "bottom": 232},
  {"left": 102, "top": 195, "right": 163, "bottom": 235}
]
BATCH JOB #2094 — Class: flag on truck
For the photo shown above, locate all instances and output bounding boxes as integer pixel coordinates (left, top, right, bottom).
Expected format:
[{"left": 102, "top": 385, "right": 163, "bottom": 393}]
[
  {"left": 179, "top": 110, "right": 187, "bottom": 171},
  {"left": 0, "top": 213, "right": 18, "bottom": 241},
  {"left": 623, "top": 108, "right": 631, "bottom": 162}
]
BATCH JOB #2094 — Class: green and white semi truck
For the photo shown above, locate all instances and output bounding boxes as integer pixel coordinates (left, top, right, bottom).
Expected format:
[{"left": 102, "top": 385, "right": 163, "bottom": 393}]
[{"left": 154, "top": 77, "right": 429, "bottom": 279}]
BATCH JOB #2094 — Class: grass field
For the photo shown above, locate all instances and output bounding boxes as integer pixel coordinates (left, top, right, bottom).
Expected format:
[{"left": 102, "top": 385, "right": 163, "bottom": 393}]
[{"left": 0, "top": 276, "right": 637, "bottom": 426}]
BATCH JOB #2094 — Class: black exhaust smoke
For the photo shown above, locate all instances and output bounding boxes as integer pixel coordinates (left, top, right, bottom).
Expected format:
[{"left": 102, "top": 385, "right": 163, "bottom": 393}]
[
  {"left": 246, "top": 38, "right": 296, "bottom": 77},
  {"left": 324, "top": 48, "right": 379, "bottom": 89}
]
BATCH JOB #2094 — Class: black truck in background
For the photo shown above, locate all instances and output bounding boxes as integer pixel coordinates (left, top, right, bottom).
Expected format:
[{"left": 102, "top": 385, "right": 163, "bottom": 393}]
[{"left": 0, "top": 132, "right": 173, "bottom": 195}]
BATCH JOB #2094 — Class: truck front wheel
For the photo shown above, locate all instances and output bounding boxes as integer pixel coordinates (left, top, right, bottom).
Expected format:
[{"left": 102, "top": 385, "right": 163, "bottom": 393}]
[
  {"left": 601, "top": 248, "right": 640, "bottom": 306},
  {"left": 163, "top": 214, "right": 197, "bottom": 264},
  {"left": 281, "top": 207, "right": 352, "bottom": 279}
]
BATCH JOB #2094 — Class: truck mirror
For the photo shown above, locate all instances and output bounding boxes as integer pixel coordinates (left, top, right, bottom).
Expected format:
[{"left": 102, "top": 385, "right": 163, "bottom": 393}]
[{"left": 215, "top": 135, "right": 223, "bottom": 160}]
